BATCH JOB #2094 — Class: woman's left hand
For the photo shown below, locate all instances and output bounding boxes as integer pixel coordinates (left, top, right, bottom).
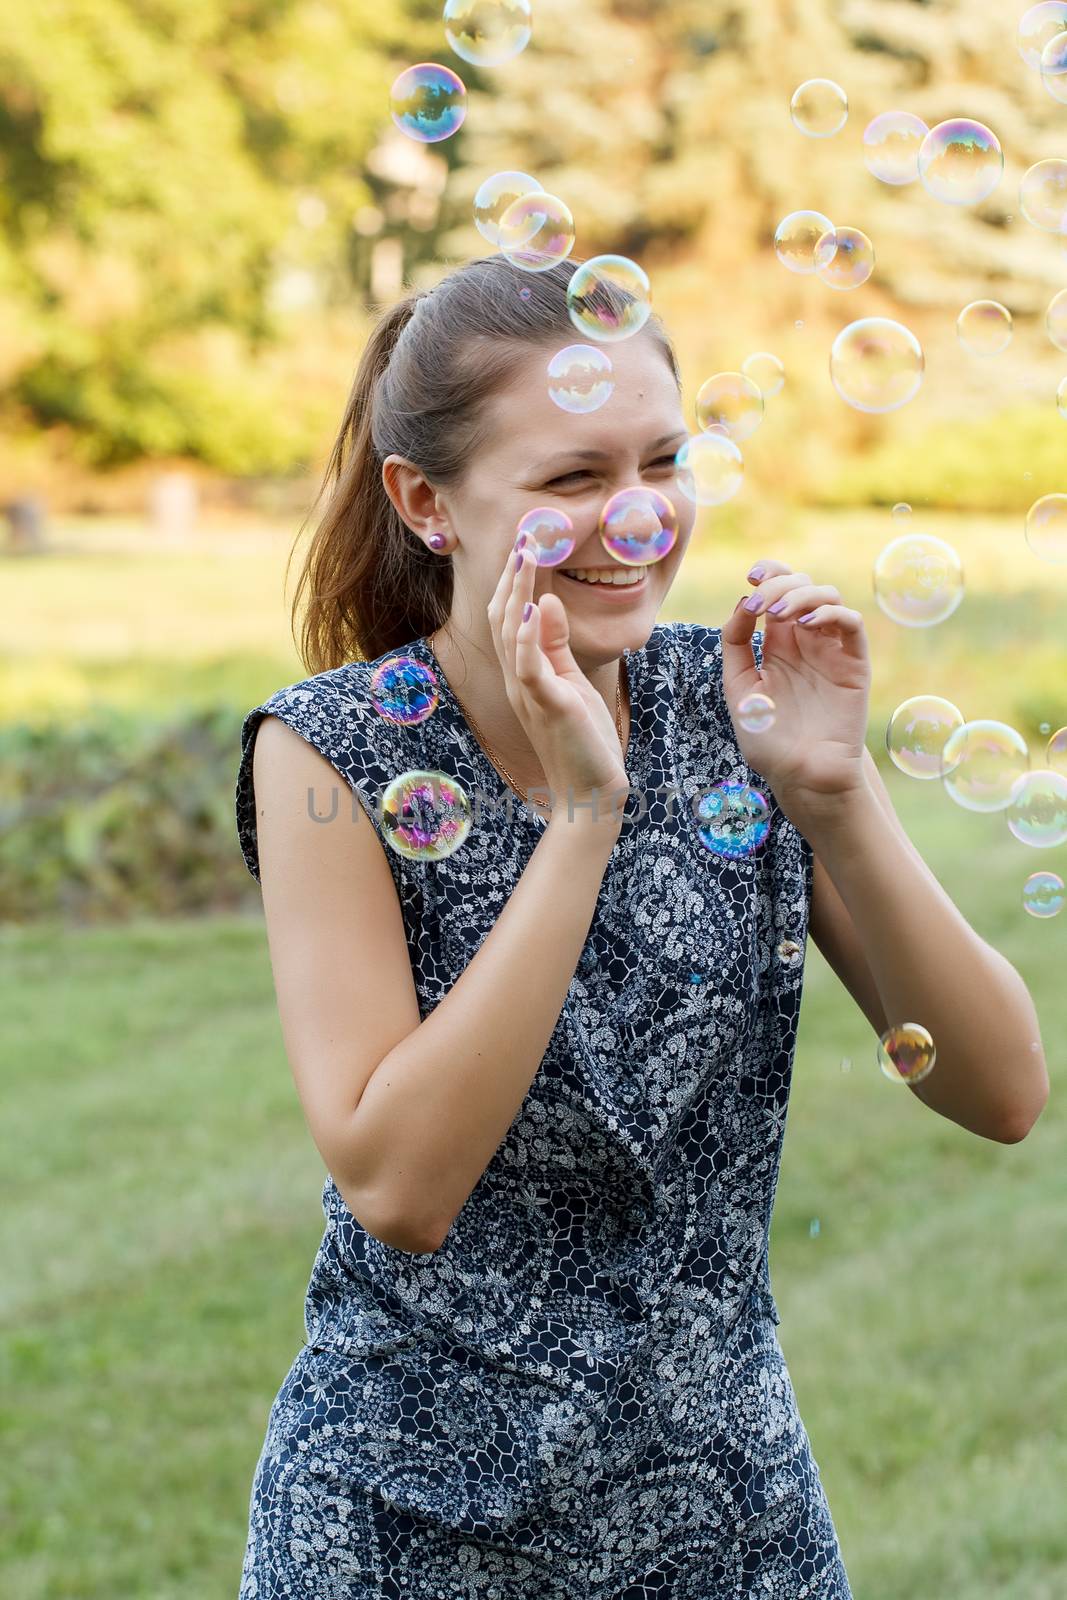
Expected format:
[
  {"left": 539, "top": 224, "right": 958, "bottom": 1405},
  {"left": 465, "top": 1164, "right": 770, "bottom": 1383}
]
[{"left": 720, "top": 558, "right": 872, "bottom": 829}]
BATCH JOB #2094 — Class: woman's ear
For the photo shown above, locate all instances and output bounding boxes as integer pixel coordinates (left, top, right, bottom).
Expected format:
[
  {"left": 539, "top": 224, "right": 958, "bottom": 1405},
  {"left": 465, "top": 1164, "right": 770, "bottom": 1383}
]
[{"left": 381, "top": 455, "right": 447, "bottom": 540}]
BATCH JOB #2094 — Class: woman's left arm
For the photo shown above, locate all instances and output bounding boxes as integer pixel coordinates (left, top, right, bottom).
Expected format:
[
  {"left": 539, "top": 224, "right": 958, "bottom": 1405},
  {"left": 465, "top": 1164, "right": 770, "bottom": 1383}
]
[
  {"left": 804, "top": 748, "right": 1049, "bottom": 1144},
  {"left": 720, "top": 558, "right": 1050, "bottom": 1146}
]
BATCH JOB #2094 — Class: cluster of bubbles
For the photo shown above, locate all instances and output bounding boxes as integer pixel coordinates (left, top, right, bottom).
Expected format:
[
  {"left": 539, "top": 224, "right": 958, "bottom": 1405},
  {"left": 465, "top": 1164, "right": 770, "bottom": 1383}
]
[
  {"left": 884, "top": 690, "right": 1067, "bottom": 911},
  {"left": 1018, "top": 3, "right": 1067, "bottom": 102},
  {"left": 773, "top": 210, "right": 874, "bottom": 290},
  {"left": 389, "top": 1, "right": 533, "bottom": 142},
  {"left": 675, "top": 352, "right": 787, "bottom": 509}
]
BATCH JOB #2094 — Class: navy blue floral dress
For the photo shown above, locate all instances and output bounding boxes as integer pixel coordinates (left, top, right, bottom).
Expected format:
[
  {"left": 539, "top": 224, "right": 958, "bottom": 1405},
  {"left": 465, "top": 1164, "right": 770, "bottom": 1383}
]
[{"left": 233, "top": 622, "right": 853, "bottom": 1599}]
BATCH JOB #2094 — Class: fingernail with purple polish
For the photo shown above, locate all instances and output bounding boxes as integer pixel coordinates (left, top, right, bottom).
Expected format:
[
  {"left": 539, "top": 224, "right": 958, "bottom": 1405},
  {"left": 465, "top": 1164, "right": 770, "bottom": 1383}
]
[
  {"left": 523, "top": 602, "right": 533, "bottom": 622},
  {"left": 748, "top": 565, "right": 766, "bottom": 582},
  {"left": 515, "top": 549, "right": 524, "bottom": 572},
  {"left": 514, "top": 532, "right": 527, "bottom": 551}
]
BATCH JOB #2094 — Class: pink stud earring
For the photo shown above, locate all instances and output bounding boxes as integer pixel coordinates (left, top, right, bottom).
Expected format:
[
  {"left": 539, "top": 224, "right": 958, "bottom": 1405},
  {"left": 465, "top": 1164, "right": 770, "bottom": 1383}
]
[{"left": 428, "top": 532, "right": 448, "bottom": 551}]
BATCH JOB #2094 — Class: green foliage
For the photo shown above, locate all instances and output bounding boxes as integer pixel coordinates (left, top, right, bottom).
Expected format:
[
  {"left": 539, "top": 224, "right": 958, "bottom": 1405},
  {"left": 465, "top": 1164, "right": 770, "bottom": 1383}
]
[{"left": 0, "top": 704, "right": 258, "bottom": 923}]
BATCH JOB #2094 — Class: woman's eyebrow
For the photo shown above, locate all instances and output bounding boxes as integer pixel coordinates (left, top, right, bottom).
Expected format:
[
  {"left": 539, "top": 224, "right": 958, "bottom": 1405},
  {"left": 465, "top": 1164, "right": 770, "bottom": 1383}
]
[{"left": 530, "top": 431, "right": 687, "bottom": 473}]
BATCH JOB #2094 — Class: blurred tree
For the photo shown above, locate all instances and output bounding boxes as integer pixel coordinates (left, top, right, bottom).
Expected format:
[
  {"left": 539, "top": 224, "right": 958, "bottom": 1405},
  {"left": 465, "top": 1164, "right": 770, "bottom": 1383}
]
[{"left": 0, "top": 0, "right": 437, "bottom": 471}]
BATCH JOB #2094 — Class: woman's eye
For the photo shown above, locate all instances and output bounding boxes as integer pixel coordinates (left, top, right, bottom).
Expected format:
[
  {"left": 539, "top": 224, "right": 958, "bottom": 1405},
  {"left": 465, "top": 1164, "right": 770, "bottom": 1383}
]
[{"left": 546, "top": 470, "right": 591, "bottom": 486}]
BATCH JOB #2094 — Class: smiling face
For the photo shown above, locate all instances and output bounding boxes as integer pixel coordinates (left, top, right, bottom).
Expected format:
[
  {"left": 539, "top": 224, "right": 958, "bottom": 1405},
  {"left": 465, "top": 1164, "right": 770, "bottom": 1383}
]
[{"left": 437, "top": 332, "right": 696, "bottom": 666}]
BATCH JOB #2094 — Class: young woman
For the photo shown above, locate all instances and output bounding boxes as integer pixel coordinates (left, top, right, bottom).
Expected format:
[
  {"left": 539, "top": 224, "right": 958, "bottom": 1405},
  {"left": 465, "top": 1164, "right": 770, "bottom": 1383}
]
[{"left": 234, "top": 255, "right": 1047, "bottom": 1599}]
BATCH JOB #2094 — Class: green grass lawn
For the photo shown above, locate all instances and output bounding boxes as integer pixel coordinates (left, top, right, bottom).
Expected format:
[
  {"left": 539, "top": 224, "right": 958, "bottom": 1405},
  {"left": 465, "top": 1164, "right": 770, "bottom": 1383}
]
[{"left": 1, "top": 772, "right": 1064, "bottom": 1598}]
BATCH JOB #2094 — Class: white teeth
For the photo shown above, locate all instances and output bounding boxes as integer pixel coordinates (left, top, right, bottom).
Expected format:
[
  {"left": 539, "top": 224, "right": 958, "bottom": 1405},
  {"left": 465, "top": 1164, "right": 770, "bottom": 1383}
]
[{"left": 561, "top": 566, "right": 648, "bottom": 586}]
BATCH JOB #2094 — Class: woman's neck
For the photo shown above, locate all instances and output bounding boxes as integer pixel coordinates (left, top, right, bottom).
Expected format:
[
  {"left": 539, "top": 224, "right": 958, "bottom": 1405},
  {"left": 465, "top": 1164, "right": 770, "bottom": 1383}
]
[{"left": 426, "top": 624, "right": 628, "bottom": 796}]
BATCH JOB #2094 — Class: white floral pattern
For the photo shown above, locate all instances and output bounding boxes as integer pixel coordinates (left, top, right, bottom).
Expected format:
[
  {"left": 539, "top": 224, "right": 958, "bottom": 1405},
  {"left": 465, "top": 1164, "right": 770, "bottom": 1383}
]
[{"left": 233, "top": 623, "right": 852, "bottom": 1597}]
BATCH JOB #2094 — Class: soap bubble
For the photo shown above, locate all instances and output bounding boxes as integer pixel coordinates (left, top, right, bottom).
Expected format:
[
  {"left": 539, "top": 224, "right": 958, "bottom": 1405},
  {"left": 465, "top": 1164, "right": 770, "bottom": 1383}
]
[
  {"left": 370, "top": 655, "right": 440, "bottom": 726},
  {"left": 830, "top": 318, "right": 925, "bottom": 413},
  {"left": 939, "top": 720, "right": 1030, "bottom": 813},
  {"left": 873, "top": 534, "right": 964, "bottom": 627},
  {"left": 499, "top": 192, "right": 575, "bottom": 271},
  {"left": 1047, "top": 288, "right": 1067, "bottom": 351},
  {"left": 566, "top": 255, "right": 651, "bottom": 343},
  {"left": 814, "top": 226, "right": 875, "bottom": 290},
  {"left": 546, "top": 344, "right": 614, "bottom": 414},
  {"left": 1006, "top": 769, "right": 1067, "bottom": 848},
  {"left": 1049, "top": 726, "right": 1067, "bottom": 773},
  {"left": 738, "top": 692, "right": 777, "bottom": 733},
  {"left": 1025, "top": 494, "right": 1067, "bottom": 562},
  {"left": 774, "top": 210, "right": 835, "bottom": 274},
  {"left": 863, "top": 111, "right": 929, "bottom": 186},
  {"left": 957, "top": 299, "right": 1013, "bottom": 355},
  {"left": 1041, "top": 30, "right": 1067, "bottom": 101},
  {"left": 878, "top": 1023, "right": 936, "bottom": 1085},
  {"left": 598, "top": 486, "right": 679, "bottom": 566},
  {"left": 694, "top": 782, "right": 772, "bottom": 859},
  {"left": 1017, "top": 2, "right": 1067, "bottom": 68},
  {"left": 777, "top": 939, "right": 803, "bottom": 966},
  {"left": 1057, "top": 376, "right": 1067, "bottom": 419},
  {"left": 790, "top": 78, "right": 849, "bottom": 137},
  {"left": 892, "top": 502, "right": 912, "bottom": 518},
  {"left": 695, "top": 372, "right": 764, "bottom": 441},
  {"left": 1020, "top": 159, "right": 1067, "bottom": 233},
  {"left": 444, "top": 0, "right": 532, "bottom": 67},
  {"left": 381, "top": 770, "right": 472, "bottom": 859},
  {"left": 474, "top": 171, "right": 542, "bottom": 245},
  {"left": 390, "top": 63, "right": 467, "bottom": 143},
  {"left": 886, "top": 694, "right": 966, "bottom": 780},
  {"left": 918, "top": 119, "right": 1003, "bottom": 206},
  {"left": 674, "top": 433, "right": 745, "bottom": 507},
  {"left": 516, "top": 506, "right": 576, "bottom": 567},
  {"left": 741, "top": 352, "right": 786, "bottom": 398},
  {"left": 1023, "top": 870, "right": 1065, "bottom": 917}
]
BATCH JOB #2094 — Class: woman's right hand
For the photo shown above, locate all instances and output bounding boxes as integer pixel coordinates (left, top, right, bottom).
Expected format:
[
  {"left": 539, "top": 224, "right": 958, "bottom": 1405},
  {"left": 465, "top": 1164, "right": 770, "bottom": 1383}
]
[{"left": 487, "top": 542, "right": 631, "bottom": 825}]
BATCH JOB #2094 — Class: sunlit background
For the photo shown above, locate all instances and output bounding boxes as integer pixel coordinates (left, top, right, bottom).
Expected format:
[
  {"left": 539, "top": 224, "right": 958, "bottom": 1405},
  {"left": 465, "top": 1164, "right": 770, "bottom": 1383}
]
[{"left": 2, "top": 2, "right": 1065, "bottom": 1595}]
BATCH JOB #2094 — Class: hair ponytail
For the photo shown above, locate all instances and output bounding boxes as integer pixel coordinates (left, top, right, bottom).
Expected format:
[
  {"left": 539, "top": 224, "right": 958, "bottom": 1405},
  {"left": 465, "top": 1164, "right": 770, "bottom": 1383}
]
[{"left": 288, "top": 255, "right": 680, "bottom": 672}]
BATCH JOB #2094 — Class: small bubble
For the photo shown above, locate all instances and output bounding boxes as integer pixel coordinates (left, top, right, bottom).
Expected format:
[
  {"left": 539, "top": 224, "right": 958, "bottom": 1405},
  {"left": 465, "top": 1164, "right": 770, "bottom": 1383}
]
[{"left": 809, "top": 1217, "right": 821, "bottom": 1238}]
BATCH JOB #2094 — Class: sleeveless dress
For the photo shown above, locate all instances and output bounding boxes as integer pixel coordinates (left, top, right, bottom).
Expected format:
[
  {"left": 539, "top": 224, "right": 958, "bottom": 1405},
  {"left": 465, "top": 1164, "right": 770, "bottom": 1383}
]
[{"left": 233, "top": 621, "right": 853, "bottom": 1600}]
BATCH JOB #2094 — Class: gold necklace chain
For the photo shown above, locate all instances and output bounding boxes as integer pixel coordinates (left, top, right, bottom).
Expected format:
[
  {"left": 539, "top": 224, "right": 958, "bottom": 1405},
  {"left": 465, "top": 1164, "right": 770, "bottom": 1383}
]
[{"left": 428, "top": 634, "right": 625, "bottom": 804}]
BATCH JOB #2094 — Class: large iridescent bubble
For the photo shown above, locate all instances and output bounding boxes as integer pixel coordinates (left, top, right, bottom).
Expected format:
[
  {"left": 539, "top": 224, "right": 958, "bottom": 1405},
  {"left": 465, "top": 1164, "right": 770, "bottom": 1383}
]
[
  {"left": 918, "top": 119, "right": 1003, "bottom": 206},
  {"left": 1006, "top": 770, "right": 1067, "bottom": 848},
  {"left": 369, "top": 655, "right": 440, "bottom": 726},
  {"left": 516, "top": 506, "right": 576, "bottom": 567},
  {"left": 886, "top": 694, "right": 965, "bottom": 779},
  {"left": 1041, "top": 30, "right": 1067, "bottom": 102},
  {"left": 1047, "top": 288, "right": 1067, "bottom": 352},
  {"left": 566, "top": 256, "right": 651, "bottom": 343},
  {"left": 598, "top": 487, "right": 678, "bottom": 566},
  {"left": 474, "top": 171, "right": 542, "bottom": 245},
  {"left": 873, "top": 534, "right": 964, "bottom": 627},
  {"left": 863, "top": 111, "right": 929, "bottom": 186},
  {"left": 774, "top": 210, "right": 835, "bottom": 274},
  {"left": 742, "top": 352, "right": 785, "bottom": 398},
  {"left": 694, "top": 782, "right": 771, "bottom": 859},
  {"left": 695, "top": 372, "right": 764, "bottom": 441},
  {"left": 1023, "top": 871, "right": 1065, "bottom": 917},
  {"left": 957, "top": 300, "right": 1013, "bottom": 356},
  {"left": 1019, "top": 159, "right": 1067, "bottom": 234},
  {"left": 1017, "top": 2, "right": 1067, "bottom": 69},
  {"left": 443, "top": 0, "right": 532, "bottom": 68},
  {"left": 939, "top": 721, "right": 1030, "bottom": 813},
  {"left": 546, "top": 344, "right": 614, "bottom": 414},
  {"left": 674, "top": 433, "right": 744, "bottom": 507},
  {"left": 790, "top": 79, "right": 848, "bottom": 138},
  {"left": 814, "top": 226, "right": 875, "bottom": 290},
  {"left": 390, "top": 63, "right": 467, "bottom": 143},
  {"left": 1024, "top": 494, "right": 1067, "bottom": 562},
  {"left": 878, "top": 1024, "right": 936, "bottom": 1085},
  {"left": 381, "top": 770, "right": 472, "bottom": 859},
  {"left": 499, "top": 192, "right": 575, "bottom": 271},
  {"left": 830, "top": 318, "right": 925, "bottom": 414}
]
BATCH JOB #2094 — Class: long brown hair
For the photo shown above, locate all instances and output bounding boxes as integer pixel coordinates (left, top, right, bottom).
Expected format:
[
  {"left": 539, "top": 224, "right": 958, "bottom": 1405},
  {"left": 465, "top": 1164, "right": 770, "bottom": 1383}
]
[{"left": 289, "top": 254, "right": 681, "bottom": 672}]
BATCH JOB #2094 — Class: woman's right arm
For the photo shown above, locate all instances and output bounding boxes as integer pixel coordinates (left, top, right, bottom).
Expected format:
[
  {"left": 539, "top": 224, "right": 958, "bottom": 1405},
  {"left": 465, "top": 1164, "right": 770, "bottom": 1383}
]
[{"left": 254, "top": 716, "right": 621, "bottom": 1256}]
